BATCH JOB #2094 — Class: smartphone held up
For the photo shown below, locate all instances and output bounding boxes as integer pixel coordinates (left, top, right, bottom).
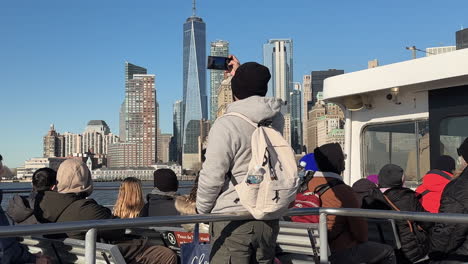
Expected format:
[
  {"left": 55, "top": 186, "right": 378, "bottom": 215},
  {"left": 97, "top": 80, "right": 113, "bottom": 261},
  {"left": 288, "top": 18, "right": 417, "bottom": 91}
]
[{"left": 207, "top": 56, "right": 232, "bottom": 71}]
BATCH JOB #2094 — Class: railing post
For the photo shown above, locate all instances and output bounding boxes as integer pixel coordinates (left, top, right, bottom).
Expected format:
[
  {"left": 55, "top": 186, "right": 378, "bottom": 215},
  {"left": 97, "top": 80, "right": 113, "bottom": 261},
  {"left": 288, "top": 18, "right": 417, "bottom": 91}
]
[
  {"left": 85, "top": 228, "right": 97, "bottom": 264},
  {"left": 319, "top": 212, "right": 328, "bottom": 264}
]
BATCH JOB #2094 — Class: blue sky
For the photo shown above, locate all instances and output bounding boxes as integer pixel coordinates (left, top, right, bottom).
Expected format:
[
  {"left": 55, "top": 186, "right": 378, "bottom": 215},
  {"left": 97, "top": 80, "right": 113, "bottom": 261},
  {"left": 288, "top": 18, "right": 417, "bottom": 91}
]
[{"left": 1, "top": 0, "right": 467, "bottom": 167}]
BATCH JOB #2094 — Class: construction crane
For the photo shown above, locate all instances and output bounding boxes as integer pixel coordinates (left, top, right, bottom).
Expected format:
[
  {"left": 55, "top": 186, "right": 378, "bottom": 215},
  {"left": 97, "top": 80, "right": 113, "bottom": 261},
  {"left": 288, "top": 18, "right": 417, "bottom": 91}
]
[{"left": 405, "top": 46, "right": 434, "bottom": 59}]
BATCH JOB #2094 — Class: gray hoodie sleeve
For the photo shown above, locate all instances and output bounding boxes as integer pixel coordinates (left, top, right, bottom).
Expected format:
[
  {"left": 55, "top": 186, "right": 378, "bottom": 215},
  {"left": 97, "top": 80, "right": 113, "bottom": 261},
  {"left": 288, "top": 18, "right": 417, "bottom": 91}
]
[{"left": 196, "top": 119, "right": 236, "bottom": 214}]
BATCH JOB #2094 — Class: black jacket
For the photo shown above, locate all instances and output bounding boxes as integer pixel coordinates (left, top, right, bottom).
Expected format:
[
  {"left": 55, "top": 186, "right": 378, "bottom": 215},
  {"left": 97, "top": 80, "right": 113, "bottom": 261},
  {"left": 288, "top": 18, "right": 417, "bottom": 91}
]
[
  {"left": 368, "top": 187, "right": 432, "bottom": 262},
  {"left": 34, "top": 191, "right": 124, "bottom": 242},
  {"left": 429, "top": 168, "right": 468, "bottom": 263},
  {"left": 6, "top": 193, "right": 38, "bottom": 225},
  {"left": 140, "top": 193, "right": 179, "bottom": 217}
]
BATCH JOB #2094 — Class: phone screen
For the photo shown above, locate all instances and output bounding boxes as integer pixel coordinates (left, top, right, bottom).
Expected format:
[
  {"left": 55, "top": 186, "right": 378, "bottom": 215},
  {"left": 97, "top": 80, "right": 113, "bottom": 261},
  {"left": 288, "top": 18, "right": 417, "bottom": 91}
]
[{"left": 207, "top": 56, "right": 230, "bottom": 70}]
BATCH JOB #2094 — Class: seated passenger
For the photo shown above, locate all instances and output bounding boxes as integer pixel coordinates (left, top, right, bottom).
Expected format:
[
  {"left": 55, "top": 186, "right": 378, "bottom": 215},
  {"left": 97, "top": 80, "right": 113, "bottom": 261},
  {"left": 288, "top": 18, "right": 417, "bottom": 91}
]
[
  {"left": 307, "top": 143, "right": 396, "bottom": 264},
  {"left": 175, "top": 176, "right": 209, "bottom": 233},
  {"left": 34, "top": 159, "right": 177, "bottom": 264},
  {"left": 113, "top": 177, "right": 145, "bottom": 219},
  {"left": 7, "top": 167, "right": 57, "bottom": 225},
  {"left": 351, "top": 177, "right": 388, "bottom": 209},
  {"left": 415, "top": 155, "right": 455, "bottom": 213},
  {"left": 429, "top": 138, "right": 468, "bottom": 263},
  {"left": 372, "top": 164, "right": 432, "bottom": 263},
  {"left": 140, "top": 168, "right": 179, "bottom": 217}
]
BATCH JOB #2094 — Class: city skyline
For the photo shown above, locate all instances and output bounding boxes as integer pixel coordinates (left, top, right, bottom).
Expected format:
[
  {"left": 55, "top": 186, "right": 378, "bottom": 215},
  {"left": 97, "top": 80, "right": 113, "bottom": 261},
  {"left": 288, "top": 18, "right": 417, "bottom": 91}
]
[{"left": 2, "top": 0, "right": 468, "bottom": 167}]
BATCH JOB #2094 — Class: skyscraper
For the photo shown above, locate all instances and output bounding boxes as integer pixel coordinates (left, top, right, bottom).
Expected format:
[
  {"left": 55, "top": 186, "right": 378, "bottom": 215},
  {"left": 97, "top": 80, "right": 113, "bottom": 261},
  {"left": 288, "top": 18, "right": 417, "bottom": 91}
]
[
  {"left": 109, "top": 62, "right": 158, "bottom": 168},
  {"left": 172, "top": 100, "right": 183, "bottom": 164},
  {"left": 209, "top": 40, "right": 229, "bottom": 121},
  {"left": 302, "top": 75, "right": 311, "bottom": 148},
  {"left": 290, "top": 84, "right": 302, "bottom": 154},
  {"left": 263, "top": 39, "right": 293, "bottom": 102},
  {"left": 120, "top": 62, "right": 147, "bottom": 140},
  {"left": 182, "top": 2, "right": 207, "bottom": 169},
  {"left": 456, "top": 28, "right": 468, "bottom": 50},
  {"left": 43, "top": 124, "right": 64, "bottom": 158},
  {"left": 310, "top": 69, "right": 344, "bottom": 107}
]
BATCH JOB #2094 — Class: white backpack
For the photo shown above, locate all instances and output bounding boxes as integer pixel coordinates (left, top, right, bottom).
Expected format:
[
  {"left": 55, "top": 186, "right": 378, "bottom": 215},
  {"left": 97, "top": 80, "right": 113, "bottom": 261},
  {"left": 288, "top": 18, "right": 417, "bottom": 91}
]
[{"left": 224, "top": 112, "right": 300, "bottom": 220}]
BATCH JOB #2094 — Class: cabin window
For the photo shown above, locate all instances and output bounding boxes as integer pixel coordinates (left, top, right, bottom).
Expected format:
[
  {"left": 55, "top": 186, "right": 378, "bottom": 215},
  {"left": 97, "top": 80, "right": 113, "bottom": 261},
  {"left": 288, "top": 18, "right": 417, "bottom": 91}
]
[
  {"left": 439, "top": 116, "right": 468, "bottom": 166},
  {"left": 362, "top": 120, "right": 429, "bottom": 187}
]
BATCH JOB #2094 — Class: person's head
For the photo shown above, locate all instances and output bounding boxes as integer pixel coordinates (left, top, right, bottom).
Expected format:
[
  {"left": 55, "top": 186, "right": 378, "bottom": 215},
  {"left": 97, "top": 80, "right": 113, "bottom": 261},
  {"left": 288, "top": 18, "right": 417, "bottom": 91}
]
[
  {"left": 378, "top": 164, "right": 404, "bottom": 188},
  {"left": 434, "top": 155, "right": 456, "bottom": 173},
  {"left": 231, "top": 62, "right": 270, "bottom": 101},
  {"left": 113, "top": 177, "right": 144, "bottom": 219},
  {"left": 313, "top": 143, "right": 345, "bottom": 174},
  {"left": 32, "top": 168, "right": 57, "bottom": 192},
  {"left": 153, "top": 168, "right": 179, "bottom": 192},
  {"left": 299, "top": 153, "right": 319, "bottom": 172},
  {"left": 56, "top": 158, "right": 93, "bottom": 197}
]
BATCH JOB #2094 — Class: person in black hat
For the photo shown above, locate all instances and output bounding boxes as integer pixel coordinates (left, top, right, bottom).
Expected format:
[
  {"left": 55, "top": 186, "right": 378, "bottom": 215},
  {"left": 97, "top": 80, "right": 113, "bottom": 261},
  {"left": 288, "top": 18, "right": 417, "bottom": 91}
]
[
  {"left": 140, "top": 168, "right": 180, "bottom": 217},
  {"left": 196, "top": 55, "right": 284, "bottom": 263},
  {"left": 430, "top": 137, "right": 468, "bottom": 262}
]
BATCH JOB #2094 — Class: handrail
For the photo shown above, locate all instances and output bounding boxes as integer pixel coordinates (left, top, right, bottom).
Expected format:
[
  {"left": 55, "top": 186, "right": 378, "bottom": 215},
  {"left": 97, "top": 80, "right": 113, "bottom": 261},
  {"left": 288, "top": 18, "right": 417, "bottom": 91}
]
[
  {"left": 0, "top": 186, "right": 192, "bottom": 194},
  {"left": 3, "top": 208, "right": 468, "bottom": 264}
]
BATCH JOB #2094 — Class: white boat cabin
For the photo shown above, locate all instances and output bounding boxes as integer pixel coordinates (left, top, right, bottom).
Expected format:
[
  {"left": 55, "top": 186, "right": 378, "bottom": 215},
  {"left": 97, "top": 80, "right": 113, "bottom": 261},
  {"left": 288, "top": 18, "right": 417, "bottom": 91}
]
[{"left": 323, "top": 48, "right": 468, "bottom": 187}]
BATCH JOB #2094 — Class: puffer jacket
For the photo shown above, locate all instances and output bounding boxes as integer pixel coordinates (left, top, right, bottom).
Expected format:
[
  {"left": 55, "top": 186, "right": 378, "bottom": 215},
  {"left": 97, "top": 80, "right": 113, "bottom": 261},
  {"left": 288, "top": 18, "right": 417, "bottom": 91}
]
[
  {"left": 429, "top": 167, "right": 468, "bottom": 263},
  {"left": 415, "top": 169, "right": 453, "bottom": 213},
  {"left": 140, "top": 191, "right": 179, "bottom": 217},
  {"left": 196, "top": 96, "right": 284, "bottom": 214},
  {"left": 379, "top": 187, "right": 432, "bottom": 262}
]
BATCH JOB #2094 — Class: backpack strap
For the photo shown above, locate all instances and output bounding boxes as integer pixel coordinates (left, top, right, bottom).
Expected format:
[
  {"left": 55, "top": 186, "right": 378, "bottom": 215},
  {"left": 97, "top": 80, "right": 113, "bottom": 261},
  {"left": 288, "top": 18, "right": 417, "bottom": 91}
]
[
  {"left": 313, "top": 179, "right": 344, "bottom": 197},
  {"left": 427, "top": 169, "right": 452, "bottom": 181},
  {"left": 223, "top": 112, "right": 257, "bottom": 128},
  {"left": 383, "top": 194, "right": 415, "bottom": 233},
  {"left": 416, "top": 189, "right": 431, "bottom": 199}
]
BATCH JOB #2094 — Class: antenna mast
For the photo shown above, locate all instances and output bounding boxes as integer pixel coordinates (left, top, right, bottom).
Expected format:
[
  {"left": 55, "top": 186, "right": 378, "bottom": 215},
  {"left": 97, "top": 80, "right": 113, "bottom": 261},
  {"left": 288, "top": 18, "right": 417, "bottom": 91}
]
[{"left": 192, "top": 0, "right": 196, "bottom": 16}]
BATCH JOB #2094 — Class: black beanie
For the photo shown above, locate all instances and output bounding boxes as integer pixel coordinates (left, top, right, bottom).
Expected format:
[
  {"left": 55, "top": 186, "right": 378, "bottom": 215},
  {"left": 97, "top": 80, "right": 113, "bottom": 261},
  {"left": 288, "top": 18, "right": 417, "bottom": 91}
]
[
  {"left": 153, "top": 169, "right": 179, "bottom": 192},
  {"left": 378, "top": 164, "right": 404, "bottom": 188},
  {"left": 434, "top": 155, "right": 456, "bottom": 173},
  {"left": 313, "top": 143, "right": 345, "bottom": 174},
  {"left": 231, "top": 62, "right": 270, "bottom": 100},
  {"left": 458, "top": 137, "right": 468, "bottom": 162}
]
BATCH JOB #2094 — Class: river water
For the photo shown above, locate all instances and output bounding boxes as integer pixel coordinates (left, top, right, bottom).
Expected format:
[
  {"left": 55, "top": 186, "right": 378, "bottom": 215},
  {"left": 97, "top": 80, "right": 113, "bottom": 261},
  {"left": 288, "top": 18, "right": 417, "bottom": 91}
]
[{"left": 0, "top": 181, "right": 193, "bottom": 208}]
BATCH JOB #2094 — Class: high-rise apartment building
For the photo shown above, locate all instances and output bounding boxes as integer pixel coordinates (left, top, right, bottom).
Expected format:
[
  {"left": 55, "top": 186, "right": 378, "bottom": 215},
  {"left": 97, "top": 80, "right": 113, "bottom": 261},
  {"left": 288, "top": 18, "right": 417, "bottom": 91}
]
[
  {"left": 125, "top": 74, "right": 157, "bottom": 165},
  {"left": 216, "top": 75, "right": 233, "bottom": 118},
  {"left": 209, "top": 40, "right": 229, "bottom": 121},
  {"left": 456, "top": 28, "right": 468, "bottom": 50},
  {"left": 310, "top": 69, "right": 344, "bottom": 106},
  {"left": 120, "top": 62, "right": 147, "bottom": 140},
  {"left": 109, "top": 62, "right": 158, "bottom": 168},
  {"left": 43, "top": 124, "right": 64, "bottom": 158},
  {"left": 263, "top": 39, "right": 293, "bottom": 101},
  {"left": 426, "top": 46, "right": 456, "bottom": 56},
  {"left": 306, "top": 92, "right": 344, "bottom": 152},
  {"left": 302, "top": 75, "right": 311, "bottom": 148},
  {"left": 182, "top": 3, "right": 207, "bottom": 169},
  {"left": 290, "top": 84, "right": 302, "bottom": 153}
]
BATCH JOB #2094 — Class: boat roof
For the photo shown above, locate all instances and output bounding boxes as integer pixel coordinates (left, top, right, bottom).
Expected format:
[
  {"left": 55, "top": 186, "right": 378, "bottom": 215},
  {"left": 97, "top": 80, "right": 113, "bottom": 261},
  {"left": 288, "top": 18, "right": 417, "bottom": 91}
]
[{"left": 323, "top": 48, "right": 468, "bottom": 101}]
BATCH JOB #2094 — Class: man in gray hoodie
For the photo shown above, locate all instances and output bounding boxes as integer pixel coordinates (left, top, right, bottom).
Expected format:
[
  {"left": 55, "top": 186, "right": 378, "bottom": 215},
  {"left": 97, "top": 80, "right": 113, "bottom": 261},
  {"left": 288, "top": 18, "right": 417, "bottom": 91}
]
[{"left": 196, "top": 56, "right": 284, "bottom": 263}]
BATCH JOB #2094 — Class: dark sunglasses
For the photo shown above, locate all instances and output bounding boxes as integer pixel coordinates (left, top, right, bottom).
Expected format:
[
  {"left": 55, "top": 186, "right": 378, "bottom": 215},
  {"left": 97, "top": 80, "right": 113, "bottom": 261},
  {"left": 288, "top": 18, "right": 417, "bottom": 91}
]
[{"left": 458, "top": 148, "right": 462, "bottom": 157}]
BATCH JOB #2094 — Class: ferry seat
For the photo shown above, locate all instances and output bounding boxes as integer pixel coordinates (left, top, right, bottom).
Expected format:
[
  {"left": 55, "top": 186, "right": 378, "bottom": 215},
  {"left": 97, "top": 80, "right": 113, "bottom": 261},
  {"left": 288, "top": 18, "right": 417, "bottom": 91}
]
[{"left": 19, "top": 236, "right": 126, "bottom": 264}]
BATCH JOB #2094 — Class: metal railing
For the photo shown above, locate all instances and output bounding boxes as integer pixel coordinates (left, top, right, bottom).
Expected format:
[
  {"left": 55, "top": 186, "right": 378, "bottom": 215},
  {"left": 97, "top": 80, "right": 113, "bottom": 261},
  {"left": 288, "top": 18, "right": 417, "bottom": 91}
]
[
  {"left": 0, "top": 186, "right": 193, "bottom": 194},
  {"left": 1, "top": 208, "right": 468, "bottom": 264}
]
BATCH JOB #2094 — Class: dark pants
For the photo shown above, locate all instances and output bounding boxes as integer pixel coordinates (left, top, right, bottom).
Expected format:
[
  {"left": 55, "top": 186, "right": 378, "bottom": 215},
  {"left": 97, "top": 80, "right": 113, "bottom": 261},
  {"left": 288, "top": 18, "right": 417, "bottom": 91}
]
[
  {"left": 210, "top": 220, "right": 279, "bottom": 264},
  {"left": 329, "top": 241, "right": 396, "bottom": 264}
]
